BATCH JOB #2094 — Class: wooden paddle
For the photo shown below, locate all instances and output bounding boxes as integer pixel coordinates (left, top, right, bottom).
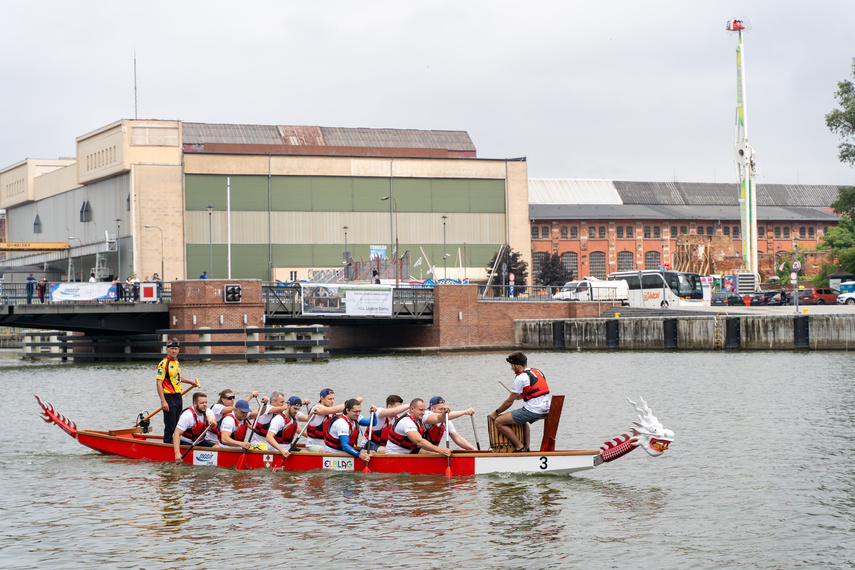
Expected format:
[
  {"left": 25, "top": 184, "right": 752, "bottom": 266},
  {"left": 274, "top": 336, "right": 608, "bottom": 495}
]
[
  {"left": 135, "top": 379, "right": 200, "bottom": 427},
  {"left": 272, "top": 412, "right": 316, "bottom": 471},
  {"left": 469, "top": 414, "right": 481, "bottom": 450},
  {"left": 179, "top": 425, "right": 210, "bottom": 462},
  {"left": 362, "top": 410, "right": 374, "bottom": 474},
  {"left": 498, "top": 380, "right": 512, "bottom": 393},
  {"left": 235, "top": 398, "right": 265, "bottom": 471},
  {"left": 444, "top": 411, "right": 452, "bottom": 478}
]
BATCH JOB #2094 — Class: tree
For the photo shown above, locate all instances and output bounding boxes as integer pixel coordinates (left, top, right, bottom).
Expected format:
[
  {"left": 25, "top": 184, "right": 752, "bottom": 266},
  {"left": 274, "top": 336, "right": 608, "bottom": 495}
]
[
  {"left": 824, "top": 61, "right": 855, "bottom": 256},
  {"left": 826, "top": 58, "right": 855, "bottom": 167},
  {"left": 485, "top": 246, "right": 528, "bottom": 290},
  {"left": 536, "top": 253, "right": 572, "bottom": 288},
  {"left": 821, "top": 215, "right": 855, "bottom": 250}
]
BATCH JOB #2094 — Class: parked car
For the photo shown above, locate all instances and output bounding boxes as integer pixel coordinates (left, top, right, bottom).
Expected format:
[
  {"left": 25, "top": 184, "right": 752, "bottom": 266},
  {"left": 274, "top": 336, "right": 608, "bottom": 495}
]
[
  {"left": 711, "top": 292, "right": 746, "bottom": 306},
  {"left": 837, "top": 291, "right": 855, "bottom": 305},
  {"left": 766, "top": 291, "right": 792, "bottom": 306},
  {"left": 750, "top": 290, "right": 777, "bottom": 306},
  {"left": 796, "top": 288, "right": 840, "bottom": 305}
]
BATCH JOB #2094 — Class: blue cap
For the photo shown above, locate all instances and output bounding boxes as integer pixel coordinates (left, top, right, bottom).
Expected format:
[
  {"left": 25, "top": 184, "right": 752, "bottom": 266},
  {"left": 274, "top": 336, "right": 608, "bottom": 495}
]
[
  {"left": 288, "top": 396, "right": 303, "bottom": 406},
  {"left": 429, "top": 396, "right": 445, "bottom": 407},
  {"left": 235, "top": 399, "right": 251, "bottom": 413},
  {"left": 320, "top": 388, "right": 334, "bottom": 398}
]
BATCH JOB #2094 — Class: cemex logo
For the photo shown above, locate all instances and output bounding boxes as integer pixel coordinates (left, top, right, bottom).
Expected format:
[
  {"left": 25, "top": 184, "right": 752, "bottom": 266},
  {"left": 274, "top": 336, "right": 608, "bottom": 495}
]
[{"left": 224, "top": 284, "right": 242, "bottom": 303}]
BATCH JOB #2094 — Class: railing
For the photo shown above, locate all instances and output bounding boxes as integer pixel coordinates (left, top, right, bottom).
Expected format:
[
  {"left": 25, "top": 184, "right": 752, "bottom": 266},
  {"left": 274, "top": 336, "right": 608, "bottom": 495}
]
[
  {"left": 262, "top": 283, "right": 433, "bottom": 319},
  {"left": 478, "top": 285, "right": 562, "bottom": 301},
  {"left": 0, "top": 282, "right": 172, "bottom": 305}
]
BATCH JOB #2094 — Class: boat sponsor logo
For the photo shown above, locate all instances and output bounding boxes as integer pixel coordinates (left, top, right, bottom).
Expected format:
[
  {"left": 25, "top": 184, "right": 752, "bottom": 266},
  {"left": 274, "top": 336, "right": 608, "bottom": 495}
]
[
  {"left": 263, "top": 454, "right": 274, "bottom": 468},
  {"left": 193, "top": 450, "right": 217, "bottom": 466},
  {"left": 322, "top": 457, "right": 354, "bottom": 471}
]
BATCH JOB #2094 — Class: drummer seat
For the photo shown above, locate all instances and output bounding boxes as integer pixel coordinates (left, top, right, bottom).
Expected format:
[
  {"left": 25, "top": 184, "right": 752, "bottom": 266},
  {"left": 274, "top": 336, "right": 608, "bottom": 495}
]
[{"left": 539, "top": 395, "right": 564, "bottom": 452}]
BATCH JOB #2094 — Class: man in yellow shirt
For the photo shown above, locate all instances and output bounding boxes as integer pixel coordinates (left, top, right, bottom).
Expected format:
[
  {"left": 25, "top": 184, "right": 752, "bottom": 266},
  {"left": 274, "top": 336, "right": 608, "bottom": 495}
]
[{"left": 157, "top": 338, "right": 199, "bottom": 443}]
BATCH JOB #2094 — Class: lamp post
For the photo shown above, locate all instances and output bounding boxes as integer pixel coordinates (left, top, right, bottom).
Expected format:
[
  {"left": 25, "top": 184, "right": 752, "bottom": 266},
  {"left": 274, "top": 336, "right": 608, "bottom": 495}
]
[
  {"left": 68, "top": 237, "right": 82, "bottom": 282},
  {"left": 343, "top": 225, "right": 349, "bottom": 281},
  {"left": 442, "top": 215, "right": 448, "bottom": 280},
  {"left": 115, "top": 219, "right": 122, "bottom": 281},
  {"left": 144, "top": 224, "right": 164, "bottom": 281},
  {"left": 206, "top": 205, "right": 214, "bottom": 278},
  {"left": 380, "top": 196, "right": 399, "bottom": 288},
  {"left": 794, "top": 237, "right": 800, "bottom": 314}
]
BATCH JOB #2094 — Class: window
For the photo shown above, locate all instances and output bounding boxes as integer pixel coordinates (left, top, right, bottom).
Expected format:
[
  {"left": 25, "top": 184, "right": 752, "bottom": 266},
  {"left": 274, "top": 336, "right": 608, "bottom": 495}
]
[
  {"left": 289, "top": 271, "right": 298, "bottom": 281},
  {"left": 733, "top": 226, "right": 739, "bottom": 238},
  {"left": 616, "top": 226, "right": 624, "bottom": 239},
  {"left": 627, "top": 226, "right": 634, "bottom": 238},
  {"left": 670, "top": 226, "right": 677, "bottom": 238},
  {"left": 33, "top": 214, "right": 42, "bottom": 234},
  {"left": 706, "top": 226, "right": 713, "bottom": 236},
  {"left": 758, "top": 226, "right": 764, "bottom": 238},
  {"left": 126, "top": 193, "right": 131, "bottom": 212},
  {"left": 653, "top": 226, "right": 661, "bottom": 239},
  {"left": 531, "top": 226, "right": 539, "bottom": 240},
  {"left": 644, "top": 251, "right": 661, "bottom": 270},
  {"left": 589, "top": 251, "right": 607, "bottom": 279},
  {"left": 80, "top": 200, "right": 92, "bottom": 223},
  {"left": 599, "top": 226, "right": 606, "bottom": 239},
  {"left": 723, "top": 226, "right": 731, "bottom": 237},
  {"left": 783, "top": 227, "right": 790, "bottom": 239},
  {"left": 808, "top": 227, "right": 815, "bottom": 239},
  {"left": 561, "top": 252, "right": 578, "bottom": 280},
  {"left": 532, "top": 252, "right": 547, "bottom": 280},
  {"left": 644, "top": 226, "right": 651, "bottom": 239},
  {"left": 799, "top": 227, "right": 806, "bottom": 239},
  {"left": 774, "top": 227, "right": 781, "bottom": 239},
  {"left": 589, "top": 226, "right": 596, "bottom": 239},
  {"left": 617, "top": 250, "right": 634, "bottom": 271},
  {"left": 541, "top": 226, "right": 549, "bottom": 239},
  {"left": 560, "top": 226, "right": 568, "bottom": 239},
  {"left": 570, "top": 226, "right": 578, "bottom": 239},
  {"left": 680, "top": 226, "right": 687, "bottom": 235}
]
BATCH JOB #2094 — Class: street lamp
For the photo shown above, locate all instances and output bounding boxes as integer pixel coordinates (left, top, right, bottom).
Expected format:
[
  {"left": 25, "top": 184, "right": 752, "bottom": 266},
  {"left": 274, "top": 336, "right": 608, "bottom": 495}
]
[
  {"left": 442, "top": 215, "right": 449, "bottom": 280},
  {"left": 343, "top": 225, "right": 349, "bottom": 281},
  {"left": 206, "top": 205, "right": 214, "bottom": 278},
  {"left": 794, "top": 237, "right": 800, "bottom": 314},
  {"left": 144, "top": 224, "right": 164, "bottom": 281},
  {"left": 380, "top": 196, "right": 399, "bottom": 288},
  {"left": 67, "top": 237, "right": 82, "bottom": 282},
  {"left": 115, "top": 219, "right": 122, "bottom": 281}
]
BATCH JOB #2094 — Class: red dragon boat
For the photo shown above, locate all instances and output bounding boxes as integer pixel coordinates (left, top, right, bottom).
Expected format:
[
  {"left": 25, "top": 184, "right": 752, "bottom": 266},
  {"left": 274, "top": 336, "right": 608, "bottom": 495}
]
[{"left": 36, "top": 394, "right": 673, "bottom": 476}]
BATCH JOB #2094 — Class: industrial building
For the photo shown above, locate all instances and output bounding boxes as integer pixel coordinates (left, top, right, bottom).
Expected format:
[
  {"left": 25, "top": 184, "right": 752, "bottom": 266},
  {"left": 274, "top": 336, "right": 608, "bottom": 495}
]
[{"left": 0, "top": 120, "right": 529, "bottom": 283}]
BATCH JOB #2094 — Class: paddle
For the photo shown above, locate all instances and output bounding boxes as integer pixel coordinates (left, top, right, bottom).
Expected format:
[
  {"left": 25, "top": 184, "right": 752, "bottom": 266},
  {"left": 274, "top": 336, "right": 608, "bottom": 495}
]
[
  {"left": 235, "top": 398, "right": 266, "bottom": 471},
  {"left": 445, "top": 411, "right": 452, "bottom": 478},
  {"left": 469, "top": 414, "right": 481, "bottom": 450},
  {"left": 135, "top": 379, "right": 200, "bottom": 428},
  {"left": 272, "top": 412, "right": 316, "bottom": 471},
  {"left": 179, "top": 425, "right": 211, "bottom": 462},
  {"left": 498, "top": 380, "right": 512, "bottom": 393},
  {"left": 363, "top": 410, "right": 374, "bottom": 474}
]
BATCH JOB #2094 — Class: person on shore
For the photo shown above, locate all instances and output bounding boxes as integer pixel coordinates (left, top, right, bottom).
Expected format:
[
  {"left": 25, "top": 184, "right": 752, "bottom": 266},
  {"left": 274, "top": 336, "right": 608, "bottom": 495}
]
[
  {"left": 89, "top": 272, "right": 96, "bottom": 283},
  {"left": 422, "top": 396, "right": 477, "bottom": 451},
  {"left": 156, "top": 338, "right": 200, "bottom": 444},
  {"left": 488, "top": 352, "right": 551, "bottom": 453},
  {"left": 173, "top": 392, "right": 217, "bottom": 461},
  {"left": 114, "top": 275, "right": 123, "bottom": 302},
  {"left": 38, "top": 277, "right": 48, "bottom": 303},
  {"left": 366, "top": 394, "right": 408, "bottom": 452},
  {"left": 323, "top": 398, "right": 374, "bottom": 462},
  {"left": 200, "top": 271, "right": 207, "bottom": 279},
  {"left": 385, "top": 398, "right": 451, "bottom": 456},
  {"left": 305, "top": 388, "right": 362, "bottom": 452},
  {"left": 26, "top": 274, "right": 36, "bottom": 303},
  {"left": 265, "top": 396, "right": 307, "bottom": 458},
  {"left": 218, "top": 399, "right": 254, "bottom": 449},
  {"left": 152, "top": 272, "right": 162, "bottom": 302}
]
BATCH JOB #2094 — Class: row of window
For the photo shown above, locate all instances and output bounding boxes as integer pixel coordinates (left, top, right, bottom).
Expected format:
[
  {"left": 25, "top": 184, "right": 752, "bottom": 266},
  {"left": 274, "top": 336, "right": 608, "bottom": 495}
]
[
  {"left": 531, "top": 250, "right": 663, "bottom": 281},
  {"left": 4, "top": 178, "right": 26, "bottom": 199},
  {"left": 533, "top": 224, "right": 825, "bottom": 240},
  {"left": 86, "top": 145, "right": 118, "bottom": 172}
]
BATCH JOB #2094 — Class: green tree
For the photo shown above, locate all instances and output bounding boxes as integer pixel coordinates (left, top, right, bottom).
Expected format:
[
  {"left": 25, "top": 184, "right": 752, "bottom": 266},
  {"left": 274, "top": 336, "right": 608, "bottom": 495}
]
[
  {"left": 839, "top": 248, "right": 855, "bottom": 276},
  {"left": 536, "top": 253, "right": 572, "bottom": 288},
  {"left": 485, "top": 246, "right": 528, "bottom": 289},
  {"left": 821, "top": 216, "right": 855, "bottom": 250},
  {"left": 826, "top": 58, "right": 855, "bottom": 167},
  {"left": 811, "top": 260, "right": 834, "bottom": 288}
]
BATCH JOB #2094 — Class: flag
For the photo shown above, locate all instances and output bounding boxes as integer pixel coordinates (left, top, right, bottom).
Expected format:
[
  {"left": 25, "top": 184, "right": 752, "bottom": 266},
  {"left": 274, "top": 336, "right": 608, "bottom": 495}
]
[
  {"left": 427, "top": 267, "right": 433, "bottom": 275},
  {"left": 413, "top": 257, "right": 422, "bottom": 267},
  {"left": 778, "top": 263, "right": 785, "bottom": 272}
]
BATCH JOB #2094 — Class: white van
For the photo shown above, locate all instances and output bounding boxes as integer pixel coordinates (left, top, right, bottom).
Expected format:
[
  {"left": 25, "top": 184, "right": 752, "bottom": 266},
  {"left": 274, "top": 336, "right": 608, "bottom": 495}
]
[{"left": 552, "top": 277, "right": 629, "bottom": 303}]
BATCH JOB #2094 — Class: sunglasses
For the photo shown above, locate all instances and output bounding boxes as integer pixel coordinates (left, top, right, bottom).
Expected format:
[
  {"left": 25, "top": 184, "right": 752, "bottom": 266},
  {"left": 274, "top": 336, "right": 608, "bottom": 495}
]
[{"left": 225, "top": 396, "right": 235, "bottom": 400}]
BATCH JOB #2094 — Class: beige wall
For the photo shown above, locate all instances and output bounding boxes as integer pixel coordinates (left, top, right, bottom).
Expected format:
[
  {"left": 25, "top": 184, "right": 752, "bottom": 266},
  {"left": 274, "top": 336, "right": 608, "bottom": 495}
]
[
  {"left": 506, "top": 160, "right": 531, "bottom": 274},
  {"left": 0, "top": 158, "right": 76, "bottom": 209},
  {"left": 133, "top": 163, "right": 185, "bottom": 282}
]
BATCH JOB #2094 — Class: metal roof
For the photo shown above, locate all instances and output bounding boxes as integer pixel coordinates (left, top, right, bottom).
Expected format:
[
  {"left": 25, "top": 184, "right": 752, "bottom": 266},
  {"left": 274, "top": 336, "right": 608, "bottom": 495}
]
[
  {"left": 320, "top": 127, "right": 475, "bottom": 151},
  {"left": 529, "top": 179, "right": 621, "bottom": 204},
  {"left": 529, "top": 203, "right": 840, "bottom": 222},
  {"left": 183, "top": 123, "right": 282, "bottom": 145}
]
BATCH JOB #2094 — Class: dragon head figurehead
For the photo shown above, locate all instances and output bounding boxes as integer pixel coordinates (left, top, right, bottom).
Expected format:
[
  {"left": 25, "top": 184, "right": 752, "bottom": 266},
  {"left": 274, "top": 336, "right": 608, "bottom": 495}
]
[{"left": 627, "top": 396, "right": 674, "bottom": 457}]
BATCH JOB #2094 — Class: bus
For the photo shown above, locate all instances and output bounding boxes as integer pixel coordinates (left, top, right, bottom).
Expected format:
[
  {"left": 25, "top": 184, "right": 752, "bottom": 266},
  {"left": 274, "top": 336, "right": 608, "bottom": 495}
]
[{"left": 607, "top": 270, "right": 704, "bottom": 308}]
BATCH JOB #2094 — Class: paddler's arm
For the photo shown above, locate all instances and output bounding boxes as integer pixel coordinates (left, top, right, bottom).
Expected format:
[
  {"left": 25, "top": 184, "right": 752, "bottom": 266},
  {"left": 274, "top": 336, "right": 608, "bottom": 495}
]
[
  {"left": 173, "top": 428, "right": 185, "bottom": 462},
  {"left": 447, "top": 407, "right": 475, "bottom": 421},
  {"left": 489, "top": 393, "right": 520, "bottom": 421},
  {"left": 265, "top": 430, "right": 290, "bottom": 457},
  {"left": 377, "top": 403, "right": 408, "bottom": 417},
  {"left": 339, "top": 435, "right": 370, "bottom": 461},
  {"left": 407, "top": 430, "right": 451, "bottom": 457},
  {"left": 221, "top": 430, "right": 250, "bottom": 450}
]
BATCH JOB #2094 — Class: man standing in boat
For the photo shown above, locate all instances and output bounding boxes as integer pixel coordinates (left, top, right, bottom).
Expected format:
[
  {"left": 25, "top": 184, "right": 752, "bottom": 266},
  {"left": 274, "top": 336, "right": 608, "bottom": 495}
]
[
  {"left": 156, "top": 338, "right": 200, "bottom": 444},
  {"left": 489, "top": 352, "right": 550, "bottom": 453},
  {"left": 172, "top": 392, "right": 217, "bottom": 461}
]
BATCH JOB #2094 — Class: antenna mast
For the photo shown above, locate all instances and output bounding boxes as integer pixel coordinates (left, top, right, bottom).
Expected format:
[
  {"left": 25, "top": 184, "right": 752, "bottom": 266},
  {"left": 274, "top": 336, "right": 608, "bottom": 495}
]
[{"left": 134, "top": 48, "right": 138, "bottom": 119}]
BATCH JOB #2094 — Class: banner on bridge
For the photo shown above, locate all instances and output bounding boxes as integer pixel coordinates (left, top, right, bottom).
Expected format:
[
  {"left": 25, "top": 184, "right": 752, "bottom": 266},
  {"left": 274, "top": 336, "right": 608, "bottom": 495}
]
[
  {"left": 50, "top": 282, "right": 117, "bottom": 302},
  {"left": 299, "top": 284, "right": 392, "bottom": 317}
]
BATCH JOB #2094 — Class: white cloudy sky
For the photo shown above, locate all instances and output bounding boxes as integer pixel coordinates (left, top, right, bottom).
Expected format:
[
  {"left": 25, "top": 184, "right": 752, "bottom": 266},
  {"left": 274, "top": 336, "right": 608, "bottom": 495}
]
[{"left": 2, "top": 1, "right": 854, "bottom": 185}]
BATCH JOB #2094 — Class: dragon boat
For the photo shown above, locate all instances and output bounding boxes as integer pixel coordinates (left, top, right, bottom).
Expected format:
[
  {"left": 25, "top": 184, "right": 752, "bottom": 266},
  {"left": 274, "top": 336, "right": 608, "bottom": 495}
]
[{"left": 35, "top": 394, "right": 674, "bottom": 476}]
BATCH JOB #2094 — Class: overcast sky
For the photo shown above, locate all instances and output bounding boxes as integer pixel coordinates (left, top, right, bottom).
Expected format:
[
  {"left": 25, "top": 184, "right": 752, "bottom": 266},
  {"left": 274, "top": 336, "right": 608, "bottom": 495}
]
[{"left": 2, "top": 1, "right": 854, "bottom": 186}]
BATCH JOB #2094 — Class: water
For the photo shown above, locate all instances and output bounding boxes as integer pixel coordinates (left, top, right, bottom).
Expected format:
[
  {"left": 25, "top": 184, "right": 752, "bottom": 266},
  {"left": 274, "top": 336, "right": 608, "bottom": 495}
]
[{"left": 4, "top": 349, "right": 855, "bottom": 568}]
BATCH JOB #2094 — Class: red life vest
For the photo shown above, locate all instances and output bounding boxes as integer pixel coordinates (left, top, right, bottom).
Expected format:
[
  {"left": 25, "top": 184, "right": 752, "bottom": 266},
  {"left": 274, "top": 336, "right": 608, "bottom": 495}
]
[
  {"left": 522, "top": 368, "right": 550, "bottom": 401},
  {"left": 386, "top": 414, "right": 424, "bottom": 452},
  {"left": 368, "top": 416, "right": 395, "bottom": 445},
  {"left": 323, "top": 415, "right": 359, "bottom": 450},
  {"left": 423, "top": 421, "right": 446, "bottom": 446},
  {"left": 218, "top": 413, "right": 248, "bottom": 443},
  {"left": 182, "top": 406, "right": 208, "bottom": 440},
  {"left": 271, "top": 412, "right": 298, "bottom": 445},
  {"left": 305, "top": 408, "right": 336, "bottom": 440}
]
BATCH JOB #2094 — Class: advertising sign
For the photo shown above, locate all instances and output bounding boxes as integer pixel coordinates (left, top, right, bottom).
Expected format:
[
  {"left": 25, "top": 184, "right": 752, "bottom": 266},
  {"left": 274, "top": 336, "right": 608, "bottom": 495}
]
[
  {"left": 300, "top": 284, "right": 393, "bottom": 317},
  {"left": 49, "top": 282, "right": 116, "bottom": 302},
  {"left": 323, "top": 457, "right": 355, "bottom": 471},
  {"left": 369, "top": 245, "right": 387, "bottom": 260},
  {"left": 192, "top": 450, "right": 218, "bottom": 466}
]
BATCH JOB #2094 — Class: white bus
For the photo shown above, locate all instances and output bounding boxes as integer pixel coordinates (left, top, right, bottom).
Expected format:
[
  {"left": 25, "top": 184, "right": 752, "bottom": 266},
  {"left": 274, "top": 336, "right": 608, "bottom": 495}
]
[
  {"left": 552, "top": 277, "right": 629, "bottom": 303},
  {"left": 607, "top": 270, "right": 704, "bottom": 308}
]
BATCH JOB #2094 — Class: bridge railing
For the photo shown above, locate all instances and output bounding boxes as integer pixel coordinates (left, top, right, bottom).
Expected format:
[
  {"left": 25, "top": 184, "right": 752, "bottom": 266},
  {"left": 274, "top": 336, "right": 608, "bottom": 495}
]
[
  {"left": 262, "top": 283, "right": 433, "bottom": 319},
  {"left": 0, "top": 282, "right": 172, "bottom": 305}
]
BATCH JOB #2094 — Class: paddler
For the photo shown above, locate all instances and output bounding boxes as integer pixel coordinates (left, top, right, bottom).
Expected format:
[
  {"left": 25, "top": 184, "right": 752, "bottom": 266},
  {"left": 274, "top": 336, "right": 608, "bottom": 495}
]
[
  {"left": 322, "top": 398, "right": 375, "bottom": 462},
  {"left": 218, "top": 399, "right": 256, "bottom": 449},
  {"left": 366, "top": 394, "right": 408, "bottom": 452},
  {"left": 252, "top": 392, "right": 311, "bottom": 446},
  {"left": 265, "top": 396, "right": 307, "bottom": 457},
  {"left": 422, "top": 396, "right": 477, "bottom": 452},
  {"left": 489, "top": 352, "right": 551, "bottom": 453},
  {"left": 172, "top": 392, "right": 217, "bottom": 461},
  {"left": 305, "top": 388, "right": 363, "bottom": 452},
  {"left": 384, "top": 398, "right": 451, "bottom": 457},
  {"left": 156, "top": 338, "right": 200, "bottom": 444}
]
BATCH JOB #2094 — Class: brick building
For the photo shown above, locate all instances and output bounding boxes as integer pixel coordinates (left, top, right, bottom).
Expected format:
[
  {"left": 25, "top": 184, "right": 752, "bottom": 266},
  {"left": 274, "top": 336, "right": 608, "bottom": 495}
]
[{"left": 529, "top": 179, "right": 842, "bottom": 281}]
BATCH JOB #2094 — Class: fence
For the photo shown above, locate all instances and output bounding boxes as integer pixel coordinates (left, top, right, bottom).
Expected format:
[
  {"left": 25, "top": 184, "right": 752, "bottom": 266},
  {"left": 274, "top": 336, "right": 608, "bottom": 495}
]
[{"left": 0, "top": 282, "right": 171, "bottom": 305}]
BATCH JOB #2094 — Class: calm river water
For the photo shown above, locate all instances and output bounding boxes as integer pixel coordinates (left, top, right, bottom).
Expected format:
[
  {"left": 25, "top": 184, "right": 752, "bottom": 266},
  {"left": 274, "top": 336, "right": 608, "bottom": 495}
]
[{"left": 4, "top": 349, "right": 855, "bottom": 568}]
